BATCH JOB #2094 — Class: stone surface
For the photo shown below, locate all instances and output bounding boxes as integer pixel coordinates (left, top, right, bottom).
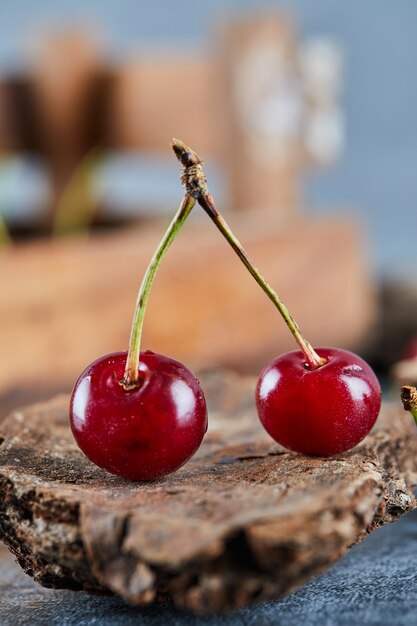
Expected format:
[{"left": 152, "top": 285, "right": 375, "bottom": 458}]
[{"left": 0, "top": 372, "right": 416, "bottom": 614}]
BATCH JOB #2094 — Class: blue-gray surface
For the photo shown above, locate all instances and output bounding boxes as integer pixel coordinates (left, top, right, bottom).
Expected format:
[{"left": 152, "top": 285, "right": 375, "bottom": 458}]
[
  {"left": 1, "top": 507, "right": 417, "bottom": 626},
  {"left": 1, "top": 1, "right": 417, "bottom": 275}
]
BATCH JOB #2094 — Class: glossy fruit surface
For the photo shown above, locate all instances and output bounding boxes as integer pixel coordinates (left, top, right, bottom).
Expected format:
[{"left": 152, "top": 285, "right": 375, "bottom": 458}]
[
  {"left": 256, "top": 347, "right": 381, "bottom": 456},
  {"left": 70, "top": 350, "right": 207, "bottom": 480}
]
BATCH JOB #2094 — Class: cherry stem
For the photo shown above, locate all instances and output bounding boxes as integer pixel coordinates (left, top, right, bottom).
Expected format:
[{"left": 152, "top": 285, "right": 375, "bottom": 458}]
[
  {"left": 172, "top": 139, "right": 326, "bottom": 370},
  {"left": 121, "top": 192, "right": 196, "bottom": 390},
  {"left": 401, "top": 385, "right": 417, "bottom": 423}
]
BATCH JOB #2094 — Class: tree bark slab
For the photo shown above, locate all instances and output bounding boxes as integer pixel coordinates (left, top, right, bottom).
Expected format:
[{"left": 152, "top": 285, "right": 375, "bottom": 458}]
[{"left": 0, "top": 372, "right": 416, "bottom": 614}]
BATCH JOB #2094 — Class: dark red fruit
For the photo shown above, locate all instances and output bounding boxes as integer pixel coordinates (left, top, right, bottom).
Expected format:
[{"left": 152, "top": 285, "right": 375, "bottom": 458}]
[
  {"left": 404, "top": 335, "right": 417, "bottom": 360},
  {"left": 70, "top": 350, "right": 207, "bottom": 480},
  {"left": 256, "top": 347, "right": 381, "bottom": 456}
]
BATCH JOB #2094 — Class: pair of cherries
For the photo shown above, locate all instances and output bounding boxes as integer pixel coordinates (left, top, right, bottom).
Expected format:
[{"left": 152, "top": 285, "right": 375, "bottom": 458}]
[{"left": 70, "top": 141, "right": 381, "bottom": 481}]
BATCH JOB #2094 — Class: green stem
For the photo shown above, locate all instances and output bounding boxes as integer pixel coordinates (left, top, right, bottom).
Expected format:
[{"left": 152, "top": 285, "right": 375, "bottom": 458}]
[
  {"left": 172, "top": 139, "right": 326, "bottom": 370},
  {"left": 401, "top": 386, "right": 417, "bottom": 424},
  {"left": 201, "top": 194, "right": 325, "bottom": 369},
  {"left": 121, "top": 193, "right": 195, "bottom": 389}
]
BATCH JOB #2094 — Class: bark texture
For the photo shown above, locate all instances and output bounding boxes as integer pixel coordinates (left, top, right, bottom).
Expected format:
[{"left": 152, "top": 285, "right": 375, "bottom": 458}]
[{"left": 0, "top": 372, "right": 416, "bottom": 614}]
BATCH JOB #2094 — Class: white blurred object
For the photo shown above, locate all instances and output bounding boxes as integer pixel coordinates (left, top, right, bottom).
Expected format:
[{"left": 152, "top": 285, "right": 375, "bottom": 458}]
[
  {"left": 301, "top": 38, "right": 345, "bottom": 165},
  {"left": 301, "top": 38, "right": 343, "bottom": 100},
  {"left": 234, "top": 36, "right": 304, "bottom": 168},
  {"left": 304, "top": 107, "right": 345, "bottom": 165},
  {"left": 233, "top": 30, "right": 345, "bottom": 169}
]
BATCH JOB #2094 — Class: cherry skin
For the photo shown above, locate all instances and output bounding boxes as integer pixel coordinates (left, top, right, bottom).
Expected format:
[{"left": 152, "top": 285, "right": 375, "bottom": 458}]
[
  {"left": 256, "top": 347, "right": 381, "bottom": 456},
  {"left": 69, "top": 350, "right": 208, "bottom": 480}
]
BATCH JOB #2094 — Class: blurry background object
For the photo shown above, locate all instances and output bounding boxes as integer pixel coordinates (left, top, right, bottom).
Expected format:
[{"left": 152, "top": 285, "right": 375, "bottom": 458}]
[
  {"left": 32, "top": 32, "right": 103, "bottom": 230},
  {"left": 301, "top": 37, "right": 344, "bottom": 165},
  {"left": 362, "top": 281, "right": 417, "bottom": 385},
  {"left": 0, "top": 1, "right": 416, "bottom": 269},
  {"left": 0, "top": 5, "right": 402, "bottom": 415},
  {"left": 219, "top": 16, "right": 344, "bottom": 213},
  {"left": 0, "top": 16, "right": 344, "bottom": 229}
]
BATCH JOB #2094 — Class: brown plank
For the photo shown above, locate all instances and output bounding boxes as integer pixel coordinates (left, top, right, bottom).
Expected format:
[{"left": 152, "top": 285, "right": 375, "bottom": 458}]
[{"left": 0, "top": 214, "right": 374, "bottom": 418}]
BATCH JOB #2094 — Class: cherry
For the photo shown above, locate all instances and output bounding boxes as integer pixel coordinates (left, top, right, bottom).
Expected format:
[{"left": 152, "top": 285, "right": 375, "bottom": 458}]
[
  {"left": 256, "top": 348, "right": 381, "bottom": 456},
  {"left": 70, "top": 350, "right": 207, "bottom": 480},
  {"left": 173, "top": 140, "right": 382, "bottom": 456},
  {"left": 70, "top": 145, "right": 209, "bottom": 480}
]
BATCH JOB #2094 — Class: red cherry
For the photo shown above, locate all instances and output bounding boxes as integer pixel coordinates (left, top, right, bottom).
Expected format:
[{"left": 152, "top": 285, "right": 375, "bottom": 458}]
[
  {"left": 256, "top": 347, "right": 381, "bottom": 456},
  {"left": 70, "top": 350, "right": 207, "bottom": 481}
]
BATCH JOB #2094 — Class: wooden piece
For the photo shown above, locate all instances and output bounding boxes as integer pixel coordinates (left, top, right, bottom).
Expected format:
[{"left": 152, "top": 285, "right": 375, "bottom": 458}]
[
  {"left": 0, "top": 372, "right": 415, "bottom": 614},
  {"left": 31, "top": 32, "right": 105, "bottom": 227},
  {"left": 0, "top": 214, "right": 374, "bottom": 418},
  {"left": 218, "top": 15, "right": 303, "bottom": 213},
  {"left": 108, "top": 56, "right": 220, "bottom": 156}
]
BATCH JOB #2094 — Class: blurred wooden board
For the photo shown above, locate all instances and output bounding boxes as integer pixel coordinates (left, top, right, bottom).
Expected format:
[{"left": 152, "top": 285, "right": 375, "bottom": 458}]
[
  {"left": 0, "top": 372, "right": 415, "bottom": 614},
  {"left": 0, "top": 213, "right": 374, "bottom": 418}
]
